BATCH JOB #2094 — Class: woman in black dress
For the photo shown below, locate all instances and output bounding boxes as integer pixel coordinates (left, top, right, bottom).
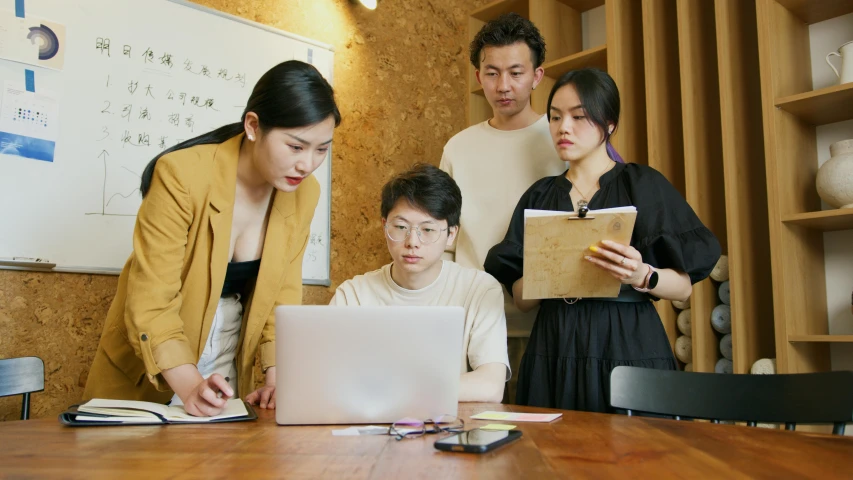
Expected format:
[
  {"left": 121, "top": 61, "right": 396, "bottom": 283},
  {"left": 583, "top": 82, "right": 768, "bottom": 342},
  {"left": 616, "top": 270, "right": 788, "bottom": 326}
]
[{"left": 485, "top": 68, "right": 721, "bottom": 413}]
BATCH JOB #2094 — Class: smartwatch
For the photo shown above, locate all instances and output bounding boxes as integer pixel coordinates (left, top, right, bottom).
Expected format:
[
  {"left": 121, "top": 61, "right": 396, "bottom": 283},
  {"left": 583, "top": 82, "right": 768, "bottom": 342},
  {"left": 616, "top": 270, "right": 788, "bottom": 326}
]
[{"left": 633, "top": 264, "right": 658, "bottom": 292}]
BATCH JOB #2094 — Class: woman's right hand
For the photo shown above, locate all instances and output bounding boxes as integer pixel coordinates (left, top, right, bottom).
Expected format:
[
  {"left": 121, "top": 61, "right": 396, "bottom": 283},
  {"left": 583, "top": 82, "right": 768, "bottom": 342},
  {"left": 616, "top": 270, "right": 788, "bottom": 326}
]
[
  {"left": 162, "top": 365, "right": 233, "bottom": 417},
  {"left": 182, "top": 374, "right": 233, "bottom": 417}
]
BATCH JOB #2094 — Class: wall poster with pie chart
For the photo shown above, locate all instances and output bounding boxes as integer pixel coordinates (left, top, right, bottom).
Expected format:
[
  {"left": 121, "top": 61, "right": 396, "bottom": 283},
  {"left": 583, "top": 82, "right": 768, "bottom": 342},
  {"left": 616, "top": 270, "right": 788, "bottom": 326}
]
[{"left": 0, "top": 11, "right": 65, "bottom": 70}]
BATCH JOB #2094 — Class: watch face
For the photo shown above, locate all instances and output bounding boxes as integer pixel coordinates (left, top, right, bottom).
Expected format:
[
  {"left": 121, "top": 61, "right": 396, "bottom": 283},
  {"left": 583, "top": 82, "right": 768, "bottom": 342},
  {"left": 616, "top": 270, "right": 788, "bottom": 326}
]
[{"left": 648, "top": 271, "right": 660, "bottom": 289}]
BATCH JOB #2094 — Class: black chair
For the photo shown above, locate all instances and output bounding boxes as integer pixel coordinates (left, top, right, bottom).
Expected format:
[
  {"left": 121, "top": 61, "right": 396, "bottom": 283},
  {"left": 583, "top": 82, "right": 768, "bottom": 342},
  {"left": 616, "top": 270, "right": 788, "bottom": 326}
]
[
  {"left": 0, "top": 356, "right": 45, "bottom": 420},
  {"left": 609, "top": 366, "right": 853, "bottom": 435}
]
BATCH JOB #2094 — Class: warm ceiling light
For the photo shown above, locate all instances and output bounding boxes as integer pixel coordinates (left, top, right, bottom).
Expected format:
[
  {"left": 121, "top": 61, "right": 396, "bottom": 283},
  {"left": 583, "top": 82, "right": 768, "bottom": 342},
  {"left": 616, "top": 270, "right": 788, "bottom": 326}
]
[{"left": 358, "top": 0, "right": 377, "bottom": 9}]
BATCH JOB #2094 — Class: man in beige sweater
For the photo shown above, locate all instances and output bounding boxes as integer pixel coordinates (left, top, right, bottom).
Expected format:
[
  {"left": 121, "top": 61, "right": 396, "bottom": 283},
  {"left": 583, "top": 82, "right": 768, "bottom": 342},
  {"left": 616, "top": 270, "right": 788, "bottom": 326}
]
[
  {"left": 440, "top": 13, "right": 566, "bottom": 335},
  {"left": 331, "top": 165, "right": 510, "bottom": 403}
]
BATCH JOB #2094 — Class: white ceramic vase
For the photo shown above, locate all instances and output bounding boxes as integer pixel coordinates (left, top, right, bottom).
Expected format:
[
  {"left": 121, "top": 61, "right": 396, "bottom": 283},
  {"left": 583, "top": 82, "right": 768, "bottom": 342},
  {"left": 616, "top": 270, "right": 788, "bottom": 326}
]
[{"left": 816, "top": 139, "right": 853, "bottom": 209}]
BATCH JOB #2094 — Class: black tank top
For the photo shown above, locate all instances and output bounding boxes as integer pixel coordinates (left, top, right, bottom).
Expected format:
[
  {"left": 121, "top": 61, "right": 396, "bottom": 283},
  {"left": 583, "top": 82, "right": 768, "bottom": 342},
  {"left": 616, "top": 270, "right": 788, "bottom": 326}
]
[{"left": 220, "top": 259, "right": 261, "bottom": 298}]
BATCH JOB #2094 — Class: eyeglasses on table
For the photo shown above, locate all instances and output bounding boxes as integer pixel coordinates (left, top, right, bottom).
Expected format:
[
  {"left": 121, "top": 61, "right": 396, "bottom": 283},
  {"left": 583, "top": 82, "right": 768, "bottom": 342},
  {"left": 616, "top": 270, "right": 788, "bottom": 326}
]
[{"left": 388, "top": 415, "right": 465, "bottom": 440}]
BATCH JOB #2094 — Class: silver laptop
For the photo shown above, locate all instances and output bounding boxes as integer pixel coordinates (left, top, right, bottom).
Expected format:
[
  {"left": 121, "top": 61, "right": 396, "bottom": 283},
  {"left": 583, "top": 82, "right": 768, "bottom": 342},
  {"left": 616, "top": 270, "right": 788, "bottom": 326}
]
[{"left": 274, "top": 305, "right": 464, "bottom": 425}]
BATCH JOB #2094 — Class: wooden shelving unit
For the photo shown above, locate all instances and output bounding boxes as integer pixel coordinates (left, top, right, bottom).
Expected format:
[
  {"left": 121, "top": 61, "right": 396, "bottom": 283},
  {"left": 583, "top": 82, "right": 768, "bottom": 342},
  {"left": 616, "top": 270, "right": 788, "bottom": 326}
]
[
  {"left": 715, "top": 0, "right": 775, "bottom": 374},
  {"left": 641, "top": 0, "right": 683, "bottom": 350},
  {"left": 756, "top": 0, "right": 853, "bottom": 374}
]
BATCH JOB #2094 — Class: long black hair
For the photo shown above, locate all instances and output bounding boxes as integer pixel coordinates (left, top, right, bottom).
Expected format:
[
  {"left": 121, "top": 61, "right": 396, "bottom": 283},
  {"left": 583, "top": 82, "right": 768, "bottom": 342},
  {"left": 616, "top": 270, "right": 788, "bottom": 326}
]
[
  {"left": 140, "top": 60, "right": 341, "bottom": 197},
  {"left": 546, "top": 68, "right": 624, "bottom": 163}
]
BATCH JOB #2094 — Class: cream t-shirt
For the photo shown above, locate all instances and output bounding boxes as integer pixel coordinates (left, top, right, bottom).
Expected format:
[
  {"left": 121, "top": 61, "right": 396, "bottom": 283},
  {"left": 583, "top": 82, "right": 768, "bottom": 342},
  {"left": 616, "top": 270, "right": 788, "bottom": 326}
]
[
  {"left": 330, "top": 261, "right": 511, "bottom": 381},
  {"left": 440, "top": 115, "right": 566, "bottom": 335}
]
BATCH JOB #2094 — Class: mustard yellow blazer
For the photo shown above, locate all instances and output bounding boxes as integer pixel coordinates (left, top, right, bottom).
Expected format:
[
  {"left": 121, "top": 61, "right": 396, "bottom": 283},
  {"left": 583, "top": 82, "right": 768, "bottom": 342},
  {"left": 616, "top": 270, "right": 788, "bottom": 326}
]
[{"left": 83, "top": 133, "right": 319, "bottom": 402}]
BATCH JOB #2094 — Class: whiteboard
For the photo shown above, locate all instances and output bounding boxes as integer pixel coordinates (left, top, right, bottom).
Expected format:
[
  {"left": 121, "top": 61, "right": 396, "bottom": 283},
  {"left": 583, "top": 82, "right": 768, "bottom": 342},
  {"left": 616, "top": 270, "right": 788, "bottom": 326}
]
[{"left": 0, "top": 0, "right": 334, "bottom": 285}]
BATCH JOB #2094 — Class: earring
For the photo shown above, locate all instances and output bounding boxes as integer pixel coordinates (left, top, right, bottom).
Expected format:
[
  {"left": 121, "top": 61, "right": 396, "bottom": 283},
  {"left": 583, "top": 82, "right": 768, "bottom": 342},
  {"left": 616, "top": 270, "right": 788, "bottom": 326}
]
[{"left": 248, "top": 135, "right": 255, "bottom": 141}]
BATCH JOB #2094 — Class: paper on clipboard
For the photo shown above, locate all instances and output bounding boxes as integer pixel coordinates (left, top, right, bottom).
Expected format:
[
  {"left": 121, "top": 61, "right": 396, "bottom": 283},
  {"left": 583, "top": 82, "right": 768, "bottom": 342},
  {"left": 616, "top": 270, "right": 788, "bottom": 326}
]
[{"left": 522, "top": 206, "right": 637, "bottom": 300}]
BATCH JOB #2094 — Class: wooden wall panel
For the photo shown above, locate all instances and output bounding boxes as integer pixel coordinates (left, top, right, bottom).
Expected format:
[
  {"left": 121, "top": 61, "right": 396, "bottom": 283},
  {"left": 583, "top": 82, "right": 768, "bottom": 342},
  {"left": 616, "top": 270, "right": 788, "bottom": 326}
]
[
  {"left": 606, "top": 0, "right": 647, "bottom": 166},
  {"left": 641, "top": 0, "right": 682, "bottom": 352},
  {"left": 715, "top": 0, "right": 775, "bottom": 374},
  {"left": 677, "top": 0, "right": 727, "bottom": 374}
]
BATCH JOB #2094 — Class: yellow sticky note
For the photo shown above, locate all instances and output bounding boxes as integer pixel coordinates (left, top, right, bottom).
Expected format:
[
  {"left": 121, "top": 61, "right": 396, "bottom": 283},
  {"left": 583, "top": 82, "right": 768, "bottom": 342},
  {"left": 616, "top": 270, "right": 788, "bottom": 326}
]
[
  {"left": 480, "top": 424, "right": 516, "bottom": 431},
  {"left": 472, "top": 412, "right": 511, "bottom": 420}
]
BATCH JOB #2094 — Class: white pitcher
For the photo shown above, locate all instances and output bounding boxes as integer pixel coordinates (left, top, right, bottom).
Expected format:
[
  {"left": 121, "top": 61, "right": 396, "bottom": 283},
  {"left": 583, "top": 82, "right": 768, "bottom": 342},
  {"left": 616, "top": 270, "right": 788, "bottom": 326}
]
[{"left": 826, "top": 40, "right": 853, "bottom": 85}]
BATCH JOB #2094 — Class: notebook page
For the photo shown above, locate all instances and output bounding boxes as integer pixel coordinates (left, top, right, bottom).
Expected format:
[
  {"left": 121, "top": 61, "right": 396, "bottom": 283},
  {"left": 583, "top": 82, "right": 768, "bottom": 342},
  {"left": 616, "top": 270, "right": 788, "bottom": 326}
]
[
  {"left": 80, "top": 399, "right": 171, "bottom": 418},
  {"left": 164, "top": 399, "right": 248, "bottom": 422}
]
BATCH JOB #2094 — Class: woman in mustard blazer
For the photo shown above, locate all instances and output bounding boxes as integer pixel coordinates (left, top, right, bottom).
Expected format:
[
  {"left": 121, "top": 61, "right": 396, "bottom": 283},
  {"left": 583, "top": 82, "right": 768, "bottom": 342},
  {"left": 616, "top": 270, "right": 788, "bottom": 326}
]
[{"left": 83, "top": 61, "right": 341, "bottom": 416}]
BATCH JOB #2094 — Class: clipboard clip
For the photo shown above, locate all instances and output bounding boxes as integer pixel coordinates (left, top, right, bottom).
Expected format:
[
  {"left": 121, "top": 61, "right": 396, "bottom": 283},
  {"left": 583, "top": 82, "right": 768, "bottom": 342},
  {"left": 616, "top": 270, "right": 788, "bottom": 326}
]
[{"left": 568, "top": 205, "right": 594, "bottom": 220}]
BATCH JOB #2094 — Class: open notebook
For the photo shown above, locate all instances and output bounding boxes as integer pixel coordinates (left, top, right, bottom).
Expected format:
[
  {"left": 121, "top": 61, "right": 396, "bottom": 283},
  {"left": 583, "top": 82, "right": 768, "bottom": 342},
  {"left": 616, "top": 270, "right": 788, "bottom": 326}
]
[
  {"left": 523, "top": 206, "right": 637, "bottom": 300},
  {"left": 59, "top": 398, "right": 256, "bottom": 426}
]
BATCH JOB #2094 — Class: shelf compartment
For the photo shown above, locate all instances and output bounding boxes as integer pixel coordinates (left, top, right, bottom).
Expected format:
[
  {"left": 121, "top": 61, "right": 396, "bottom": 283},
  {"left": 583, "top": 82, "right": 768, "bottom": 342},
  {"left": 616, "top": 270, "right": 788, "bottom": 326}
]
[
  {"left": 775, "top": 0, "right": 853, "bottom": 25},
  {"left": 782, "top": 209, "right": 853, "bottom": 231},
  {"left": 555, "top": 0, "right": 605, "bottom": 11},
  {"left": 789, "top": 335, "right": 853, "bottom": 343},
  {"left": 542, "top": 45, "right": 608, "bottom": 79},
  {"left": 775, "top": 82, "right": 853, "bottom": 126},
  {"left": 471, "top": 0, "right": 529, "bottom": 22}
]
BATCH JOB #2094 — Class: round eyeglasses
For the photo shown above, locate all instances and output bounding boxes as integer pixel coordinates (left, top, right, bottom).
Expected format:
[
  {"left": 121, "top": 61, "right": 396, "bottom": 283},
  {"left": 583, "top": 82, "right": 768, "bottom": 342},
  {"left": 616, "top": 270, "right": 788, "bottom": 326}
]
[
  {"left": 384, "top": 223, "right": 448, "bottom": 245},
  {"left": 388, "top": 415, "right": 465, "bottom": 440}
]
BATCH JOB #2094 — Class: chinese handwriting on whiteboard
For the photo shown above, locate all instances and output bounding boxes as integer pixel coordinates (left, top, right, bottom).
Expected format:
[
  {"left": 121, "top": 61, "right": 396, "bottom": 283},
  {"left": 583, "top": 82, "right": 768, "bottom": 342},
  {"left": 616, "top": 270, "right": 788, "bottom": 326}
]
[
  {"left": 305, "top": 233, "right": 324, "bottom": 263},
  {"left": 87, "top": 37, "right": 248, "bottom": 217}
]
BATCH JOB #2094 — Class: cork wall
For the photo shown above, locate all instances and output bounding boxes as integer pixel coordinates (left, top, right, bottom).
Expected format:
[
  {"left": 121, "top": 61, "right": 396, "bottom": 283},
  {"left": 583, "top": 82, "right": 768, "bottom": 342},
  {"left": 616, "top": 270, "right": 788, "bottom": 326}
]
[{"left": 0, "top": 0, "right": 491, "bottom": 420}]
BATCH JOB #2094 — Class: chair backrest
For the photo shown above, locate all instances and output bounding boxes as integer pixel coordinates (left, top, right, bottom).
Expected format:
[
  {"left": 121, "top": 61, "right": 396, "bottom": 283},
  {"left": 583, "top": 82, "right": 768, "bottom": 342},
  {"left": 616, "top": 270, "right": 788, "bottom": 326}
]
[
  {"left": 0, "top": 356, "right": 45, "bottom": 398},
  {"left": 609, "top": 366, "right": 853, "bottom": 434}
]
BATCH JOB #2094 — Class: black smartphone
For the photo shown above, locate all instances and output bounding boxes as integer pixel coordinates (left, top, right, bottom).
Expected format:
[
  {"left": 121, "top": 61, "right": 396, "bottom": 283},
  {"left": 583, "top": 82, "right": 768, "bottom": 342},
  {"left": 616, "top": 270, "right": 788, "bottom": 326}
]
[{"left": 433, "top": 428, "right": 522, "bottom": 453}]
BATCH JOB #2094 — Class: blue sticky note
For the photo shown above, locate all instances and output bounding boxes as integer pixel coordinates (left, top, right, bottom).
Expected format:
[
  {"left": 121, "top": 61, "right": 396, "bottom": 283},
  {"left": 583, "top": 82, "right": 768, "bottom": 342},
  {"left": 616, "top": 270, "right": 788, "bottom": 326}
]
[
  {"left": 307, "top": 48, "right": 313, "bottom": 64},
  {"left": 15, "top": 0, "right": 24, "bottom": 18},
  {"left": 25, "top": 70, "right": 34, "bottom": 92}
]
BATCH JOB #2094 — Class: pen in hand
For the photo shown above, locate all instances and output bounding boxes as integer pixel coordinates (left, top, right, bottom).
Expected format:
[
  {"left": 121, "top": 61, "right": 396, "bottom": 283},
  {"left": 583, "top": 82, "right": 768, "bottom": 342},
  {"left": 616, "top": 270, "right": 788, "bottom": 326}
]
[{"left": 216, "top": 376, "right": 231, "bottom": 399}]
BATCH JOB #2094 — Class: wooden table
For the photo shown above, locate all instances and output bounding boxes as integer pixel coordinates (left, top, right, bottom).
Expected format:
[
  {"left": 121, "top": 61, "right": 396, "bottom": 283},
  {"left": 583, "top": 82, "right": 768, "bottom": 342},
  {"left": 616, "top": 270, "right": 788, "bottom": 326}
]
[{"left": 1, "top": 403, "right": 851, "bottom": 478}]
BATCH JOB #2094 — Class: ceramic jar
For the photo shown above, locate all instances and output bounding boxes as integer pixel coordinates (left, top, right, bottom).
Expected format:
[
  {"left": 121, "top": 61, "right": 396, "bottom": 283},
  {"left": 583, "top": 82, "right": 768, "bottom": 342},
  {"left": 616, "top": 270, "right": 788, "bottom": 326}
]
[{"left": 816, "top": 139, "right": 853, "bottom": 209}]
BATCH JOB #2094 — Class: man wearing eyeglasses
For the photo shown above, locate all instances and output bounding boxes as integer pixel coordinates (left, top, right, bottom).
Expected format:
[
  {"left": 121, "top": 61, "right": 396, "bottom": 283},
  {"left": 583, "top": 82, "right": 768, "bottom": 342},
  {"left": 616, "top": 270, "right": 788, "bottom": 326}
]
[{"left": 330, "top": 164, "right": 510, "bottom": 403}]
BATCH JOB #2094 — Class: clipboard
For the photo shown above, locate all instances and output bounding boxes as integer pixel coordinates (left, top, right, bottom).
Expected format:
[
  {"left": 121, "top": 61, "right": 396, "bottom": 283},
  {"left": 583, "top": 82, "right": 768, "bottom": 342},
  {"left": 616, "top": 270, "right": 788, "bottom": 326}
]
[{"left": 523, "top": 206, "right": 637, "bottom": 300}]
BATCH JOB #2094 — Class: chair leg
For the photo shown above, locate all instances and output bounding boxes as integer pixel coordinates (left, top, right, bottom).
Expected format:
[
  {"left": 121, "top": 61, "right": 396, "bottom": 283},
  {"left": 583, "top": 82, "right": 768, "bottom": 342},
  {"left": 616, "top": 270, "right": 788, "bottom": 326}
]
[
  {"left": 626, "top": 409, "right": 633, "bottom": 417},
  {"left": 832, "top": 423, "right": 846, "bottom": 436},
  {"left": 747, "top": 421, "right": 757, "bottom": 427},
  {"left": 712, "top": 419, "right": 720, "bottom": 424},
  {"left": 21, "top": 393, "right": 30, "bottom": 420},
  {"left": 785, "top": 423, "right": 796, "bottom": 431}
]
